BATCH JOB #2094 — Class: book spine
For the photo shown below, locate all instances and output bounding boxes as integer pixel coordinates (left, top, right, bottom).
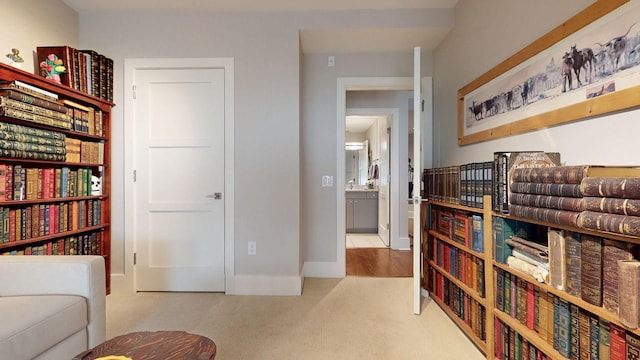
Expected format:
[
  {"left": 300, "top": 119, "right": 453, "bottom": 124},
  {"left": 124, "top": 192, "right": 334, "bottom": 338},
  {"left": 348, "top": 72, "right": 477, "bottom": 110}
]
[
  {"left": 577, "top": 211, "right": 640, "bottom": 237},
  {"left": 618, "top": 260, "right": 640, "bottom": 329},
  {"left": 548, "top": 228, "right": 566, "bottom": 291},
  {"left": 609, "top": 323, "right": 626, "bottom": 360},
  {"left": 627, "top": 332, "right": 640, "bottom": 360},
  {"left": 602, "top": 239, "right": 633, "bottom": 315},
  {"left": 583, "top": 196, "right": 640, "bottom": 216},
  {"left": 553, "top": 296, "right": 571, "bottom": 358},
  {"left": 508, "top": 193, "right": 584, "bottom": 212},
  {"left": 569, "top": 302, "right": 580, "bottom": 360},
  {"left": 0, "top": 139, "right": 66, "bottom": 155},
  {"left": 580, "top": 234, "right": 603, "bottom": 307},
  {"left": 579, "top": 308, "right": 590, "bottom": 360},
  {"left": 0, "top": 148, "right": 65, "bottom": 162},
  {"left": 599, "top": 318, "right": 610, "bottom": 360},
  {"left": 0, "top": 130, "right": 65, "bottom": 147},
  {"left": 589, "top": 313, "right": 599, "bottom": 360},
  {"left": 510, "top": 181, "right": 583, "bottom": 197},
  {"left": 581, "top": 177, "right": 640, "bottom": 199},
  {"left": 512, "top": 165, "right": 586, "bottom": 184},
  {"left": 564, "top": 231, "right": 582, "bottom": 298},
  {"left": 509, "top": 204, "right": 580, "bottom": 227}
]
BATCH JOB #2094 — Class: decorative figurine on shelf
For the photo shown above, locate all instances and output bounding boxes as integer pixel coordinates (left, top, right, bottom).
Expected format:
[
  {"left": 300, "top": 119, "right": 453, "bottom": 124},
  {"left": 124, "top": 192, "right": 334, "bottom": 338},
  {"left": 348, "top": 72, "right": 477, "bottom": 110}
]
[
  {"left": 91, "top": 175, "right": 102, "bottom": 196},
  {"left": 5, "top": 48, "right": 24, "bottom": 69},
  {"left": 39, "top": 53, "right": 66, "bottom": 83}
]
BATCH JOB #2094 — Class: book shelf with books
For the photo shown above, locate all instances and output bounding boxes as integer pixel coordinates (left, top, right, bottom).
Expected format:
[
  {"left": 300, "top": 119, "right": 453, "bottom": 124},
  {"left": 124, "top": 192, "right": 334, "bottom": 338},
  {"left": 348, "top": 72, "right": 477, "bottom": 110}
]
[
  {"left": 426, "top": 191, "right": 494, "bottom": 357},
  {"left": 0, "top": 61, "right": 113, "bottom": 293},
  {"left": 491, "top": 163, "right": 640, "bottom": 360}
]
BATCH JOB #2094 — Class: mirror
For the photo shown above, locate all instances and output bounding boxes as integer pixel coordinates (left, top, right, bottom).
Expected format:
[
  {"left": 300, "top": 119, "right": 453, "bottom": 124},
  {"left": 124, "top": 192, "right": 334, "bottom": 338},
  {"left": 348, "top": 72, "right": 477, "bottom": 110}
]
[{"left": 345, "top": 141, "right": 369, "bottom": 186}]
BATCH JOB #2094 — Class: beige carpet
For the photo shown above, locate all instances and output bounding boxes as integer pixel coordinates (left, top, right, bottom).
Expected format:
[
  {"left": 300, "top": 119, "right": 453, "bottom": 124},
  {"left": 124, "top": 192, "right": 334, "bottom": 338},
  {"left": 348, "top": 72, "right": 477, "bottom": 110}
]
[{"left": 106, "top": 277, "right": 485, "bottom": 359}]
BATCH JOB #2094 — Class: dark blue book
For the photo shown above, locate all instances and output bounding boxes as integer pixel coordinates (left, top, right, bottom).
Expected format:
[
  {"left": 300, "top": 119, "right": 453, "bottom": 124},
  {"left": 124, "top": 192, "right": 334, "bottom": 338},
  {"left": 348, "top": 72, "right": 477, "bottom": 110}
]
[
  {"left": 471, "top": 214, "right": 483, "bottom": 253},
  {"left": 553, "top": 296, "right": 571, "bottom": 358}
]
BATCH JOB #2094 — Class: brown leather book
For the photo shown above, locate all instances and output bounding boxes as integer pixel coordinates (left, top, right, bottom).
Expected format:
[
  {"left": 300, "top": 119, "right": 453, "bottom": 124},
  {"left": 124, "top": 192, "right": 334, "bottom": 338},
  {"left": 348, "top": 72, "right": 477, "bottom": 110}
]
[
  {"left": 577, "top": 211, "right": 640, "bottom": 237},
  {"left": 509, "top": 193, "right": 584, "bottom": 211},
  {"left": 564, "top": 231, "right": 582, "bottom": 298},
  {"left": 580, "top": 234, "right": 603, "bottom": 306},
  {"left": 510, "top": 181, "right": 583, "bottom": 197},
  {"left": 618, "top": 260, "right": 640, "bottom": 329},
  {"left": 602, "top": 239, "right": 634, "bottom": 314},
  {"left": 583, "top": 197, "right": 640, "bottom": 216},
  {"left": 581, "top": 177, "right": 640, "bottom": 199}
]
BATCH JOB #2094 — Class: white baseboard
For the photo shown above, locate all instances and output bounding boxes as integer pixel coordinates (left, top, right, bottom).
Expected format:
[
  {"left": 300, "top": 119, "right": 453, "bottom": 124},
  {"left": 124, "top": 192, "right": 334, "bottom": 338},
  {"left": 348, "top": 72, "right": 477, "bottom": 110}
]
[
  {"left": 302, "top": 261, "right": 345, "bottom": 278},
  {"left": 227, "top": 273, "right": 304, "bottom": 296}
]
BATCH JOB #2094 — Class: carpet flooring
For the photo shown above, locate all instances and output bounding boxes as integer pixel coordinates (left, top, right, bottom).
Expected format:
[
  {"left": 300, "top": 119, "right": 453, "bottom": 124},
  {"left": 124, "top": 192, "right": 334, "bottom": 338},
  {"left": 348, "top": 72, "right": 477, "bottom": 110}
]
[{"left": 106, "top": 277, "right": 485, "bottom": 359}]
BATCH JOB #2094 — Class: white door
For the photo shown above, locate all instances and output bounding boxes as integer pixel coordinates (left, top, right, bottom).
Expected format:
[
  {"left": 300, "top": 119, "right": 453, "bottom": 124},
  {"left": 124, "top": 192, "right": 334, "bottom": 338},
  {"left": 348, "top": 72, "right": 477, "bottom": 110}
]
[
  {"left": 413, "top": 47, "right": 422, "bottom": 314},
  {"left": 378, "top": 118, "right": 391, "bottom": 246},
  {"left": 133, "top": 65, "right": 225, "bottom": 292}
]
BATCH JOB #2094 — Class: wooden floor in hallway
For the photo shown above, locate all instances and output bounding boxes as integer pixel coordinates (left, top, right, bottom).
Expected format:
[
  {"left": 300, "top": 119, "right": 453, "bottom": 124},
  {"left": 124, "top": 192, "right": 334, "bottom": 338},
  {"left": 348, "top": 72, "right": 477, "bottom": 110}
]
[{"left": 346, "top": 247, "right": 413, "bottom": 277}]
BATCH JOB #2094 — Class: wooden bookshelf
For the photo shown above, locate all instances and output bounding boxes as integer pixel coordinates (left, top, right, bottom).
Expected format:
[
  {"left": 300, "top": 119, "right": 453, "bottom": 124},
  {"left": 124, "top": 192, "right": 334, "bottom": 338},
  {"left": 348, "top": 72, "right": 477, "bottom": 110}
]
[
  {"left": 0, "top": 62, "right": 113, "bottom": 293},
  {"left": 426, "top": 196, "right": 494, "bottom": 357}
]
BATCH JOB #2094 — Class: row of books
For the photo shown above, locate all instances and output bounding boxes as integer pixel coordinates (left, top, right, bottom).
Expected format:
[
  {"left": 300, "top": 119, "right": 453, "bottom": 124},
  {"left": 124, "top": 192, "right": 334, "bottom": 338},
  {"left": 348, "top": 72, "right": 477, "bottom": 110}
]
[
  {"left": 493, "top": 215, "right": 640, "bottom": 327},
  {"left": 424, "top": 162, "right": 493, "bottom": 208},
  {"left": 496, "top": 268, "right": 640, "bottom": 359},
  {"left": 430, "top": 237, "right": 485, "bottom": 297},
  {"left": 432, "top": 207, "right": 484, "bottom": 253},
  {"left": 495, "top": 317, "right": 553, "bottom": 360},
  {"left": 428, "top": 268, "right": 487, "bottom": 341},
  {"left": 66, "top": 138, "right": 104, "bottom": 164},
  {"left": 0, "top": 165, "right": 98, "bottom": 201},
  {"left": 0, "top": 200, "right": 102, "bottom": 244},
  {"left": 63, "top": 99, "right": 105, "bottom": 136},
  {"left": 36, "top": 46, "right": 114, "bottom": 102},
  {"left": 1, "top": 232, "right": 103, "bottom": 256}
]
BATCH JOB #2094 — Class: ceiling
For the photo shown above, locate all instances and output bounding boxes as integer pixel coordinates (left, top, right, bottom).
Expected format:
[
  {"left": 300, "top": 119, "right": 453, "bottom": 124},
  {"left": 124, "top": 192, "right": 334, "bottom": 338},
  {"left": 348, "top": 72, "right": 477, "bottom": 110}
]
[{"left": 61, "top": 0, "right": 458, "bottom": 53}]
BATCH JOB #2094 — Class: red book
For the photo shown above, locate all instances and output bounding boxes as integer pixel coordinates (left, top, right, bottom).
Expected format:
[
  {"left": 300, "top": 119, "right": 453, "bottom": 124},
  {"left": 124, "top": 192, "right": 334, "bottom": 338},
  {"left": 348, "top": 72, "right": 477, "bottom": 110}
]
[
  {"left": 526, "top": 282, "right": 535, "bottom": 330},
  {"left": 609, "top": 322, "right": 626, "bottom": 360}
]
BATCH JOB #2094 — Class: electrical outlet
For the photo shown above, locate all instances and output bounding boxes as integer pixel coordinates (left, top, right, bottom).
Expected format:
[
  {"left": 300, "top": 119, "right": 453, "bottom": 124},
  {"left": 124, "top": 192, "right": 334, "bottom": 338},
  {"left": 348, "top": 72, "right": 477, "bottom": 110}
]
[
  {"left": 248, "top": 241, "right": 257, "bottom": 255},
  {"left": 328, "top": 55, "right": 335, "bottom": 67}
]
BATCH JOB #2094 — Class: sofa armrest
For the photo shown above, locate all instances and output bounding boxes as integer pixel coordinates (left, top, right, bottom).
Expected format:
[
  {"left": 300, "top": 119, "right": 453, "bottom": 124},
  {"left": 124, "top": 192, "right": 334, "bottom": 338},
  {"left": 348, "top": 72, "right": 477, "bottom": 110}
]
[{"left": 0, "top": 255, "right": 106, "bottom": 347}]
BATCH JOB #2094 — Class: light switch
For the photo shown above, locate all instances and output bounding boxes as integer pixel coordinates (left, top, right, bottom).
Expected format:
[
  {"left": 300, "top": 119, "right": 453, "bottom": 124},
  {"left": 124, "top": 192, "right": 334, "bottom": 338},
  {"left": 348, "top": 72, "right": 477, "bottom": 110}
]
[{"left": 322, "top": 176, "right": 333, "bottom": 187}]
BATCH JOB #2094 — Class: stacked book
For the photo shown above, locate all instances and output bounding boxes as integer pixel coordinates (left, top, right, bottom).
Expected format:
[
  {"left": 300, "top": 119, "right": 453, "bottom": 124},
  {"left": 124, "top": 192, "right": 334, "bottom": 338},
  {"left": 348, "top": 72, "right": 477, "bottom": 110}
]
[
  {"left": 0, "top": 80, "right": 72, "bottom": 130},
  {"left": 577, "top": 166, "right": 640, "bottom": 237},
  {"left": 0, "top": 121, "right": 66, "bottom": 162},
  {"left": 505, "top": 235, "right": 549, "bottom": 284},
  {"left": 493, "top": 151, "right": 562, "bottom": 214},
  {"left": 508, "top": 165, "right": 586, "bottom": 227}
]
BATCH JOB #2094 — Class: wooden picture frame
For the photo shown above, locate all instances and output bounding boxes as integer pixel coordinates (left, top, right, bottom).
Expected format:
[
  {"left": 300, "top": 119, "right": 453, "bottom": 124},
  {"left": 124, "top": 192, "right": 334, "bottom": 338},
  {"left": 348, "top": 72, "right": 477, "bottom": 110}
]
[{"left": 458, "top": 0, "right": 635, "bottom": 146}]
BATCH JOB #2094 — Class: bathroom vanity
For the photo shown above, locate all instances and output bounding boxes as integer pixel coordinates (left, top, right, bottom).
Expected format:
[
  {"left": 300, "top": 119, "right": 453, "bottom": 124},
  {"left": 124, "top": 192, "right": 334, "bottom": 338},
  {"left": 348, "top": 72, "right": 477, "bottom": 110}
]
[{"left": 345, "top": 190, "right": 378, "bottom": 233}]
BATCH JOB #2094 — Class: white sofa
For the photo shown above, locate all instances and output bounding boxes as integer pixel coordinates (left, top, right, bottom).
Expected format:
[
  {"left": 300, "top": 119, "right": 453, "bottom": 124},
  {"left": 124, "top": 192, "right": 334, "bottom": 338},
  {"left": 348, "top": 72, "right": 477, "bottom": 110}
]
[{"left": 0, "top": 256, "right": 106, "bottom": 360}]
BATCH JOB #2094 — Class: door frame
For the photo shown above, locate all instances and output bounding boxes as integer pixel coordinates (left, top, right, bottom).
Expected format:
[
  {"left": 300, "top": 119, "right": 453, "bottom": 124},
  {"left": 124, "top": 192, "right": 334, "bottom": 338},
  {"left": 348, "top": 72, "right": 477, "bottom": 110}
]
[
  {"left": 117, "top": 58, "right": 235, "bottom": 294},
  {"left": 336, "top": 77, "right": 412, "bottom": 276}
]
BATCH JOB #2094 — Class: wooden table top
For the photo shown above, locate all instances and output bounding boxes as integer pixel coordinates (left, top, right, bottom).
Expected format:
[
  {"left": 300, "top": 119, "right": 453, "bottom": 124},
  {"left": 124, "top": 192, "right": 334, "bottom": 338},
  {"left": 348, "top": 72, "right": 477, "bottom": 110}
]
[{"left": 75, "top": 331, "right": 216, "bottom": 360}]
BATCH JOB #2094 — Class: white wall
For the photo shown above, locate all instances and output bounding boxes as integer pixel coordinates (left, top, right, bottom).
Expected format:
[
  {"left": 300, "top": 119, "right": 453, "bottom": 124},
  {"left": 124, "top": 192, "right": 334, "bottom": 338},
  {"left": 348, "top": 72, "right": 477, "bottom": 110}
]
[
  {"left": 433, "top": 0, "right": 640, "bottom": 168},
  {"left": 302, "top": 53, "right": 430, "bottom": 263},
  {"left": 1, "top": 0, "right": 78, "bottom": 72},
  {"left": 75, "top": 7, "right": 448, "bottom": 292}
]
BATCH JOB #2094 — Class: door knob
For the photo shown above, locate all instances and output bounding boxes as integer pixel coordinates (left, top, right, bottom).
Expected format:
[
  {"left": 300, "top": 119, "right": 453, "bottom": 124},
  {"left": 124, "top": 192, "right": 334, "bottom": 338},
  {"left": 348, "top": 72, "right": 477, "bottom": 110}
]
[{"left": 206, "top": 193, "right": 223, "bottom": 200}]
